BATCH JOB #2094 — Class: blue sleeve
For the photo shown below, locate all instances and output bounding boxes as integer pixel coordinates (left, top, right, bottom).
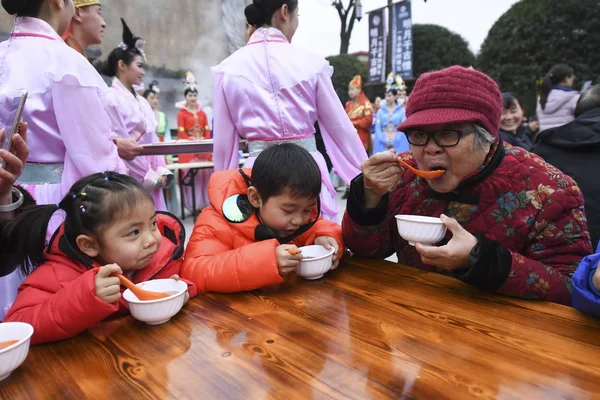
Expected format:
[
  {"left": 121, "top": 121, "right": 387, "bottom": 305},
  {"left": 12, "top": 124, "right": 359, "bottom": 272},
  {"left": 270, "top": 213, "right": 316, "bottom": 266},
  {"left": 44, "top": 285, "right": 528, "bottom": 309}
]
[
  {"left": 572, "top": 253, "right": 600, "bottom": 318},
  {"left": 374, "top": 109, "right": 387, "bottom": 145}
]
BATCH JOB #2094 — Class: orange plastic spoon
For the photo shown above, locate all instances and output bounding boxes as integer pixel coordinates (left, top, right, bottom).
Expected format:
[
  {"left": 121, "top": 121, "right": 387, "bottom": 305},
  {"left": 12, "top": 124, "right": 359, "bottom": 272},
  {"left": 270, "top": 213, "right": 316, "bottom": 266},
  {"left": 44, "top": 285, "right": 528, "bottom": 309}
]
[
  {"left": 287, "top": 249, "right": 301, "bottom": 255},
  {"left": 398, "top": 159, "right": 446, "bottom": 180},
  {"left": 0, "top": 340, "right": 19, "bottom": 349},
  {"left": 93, "top": 268, "right": 170, "bottom": 301}
]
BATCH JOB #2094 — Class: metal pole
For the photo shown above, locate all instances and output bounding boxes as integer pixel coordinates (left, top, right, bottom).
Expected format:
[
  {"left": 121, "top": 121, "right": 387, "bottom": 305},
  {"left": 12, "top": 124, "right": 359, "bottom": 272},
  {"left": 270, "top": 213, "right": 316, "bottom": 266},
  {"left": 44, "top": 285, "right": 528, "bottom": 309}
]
[{"left": 386, "top": 0, "right": 393, "bottom": 76}]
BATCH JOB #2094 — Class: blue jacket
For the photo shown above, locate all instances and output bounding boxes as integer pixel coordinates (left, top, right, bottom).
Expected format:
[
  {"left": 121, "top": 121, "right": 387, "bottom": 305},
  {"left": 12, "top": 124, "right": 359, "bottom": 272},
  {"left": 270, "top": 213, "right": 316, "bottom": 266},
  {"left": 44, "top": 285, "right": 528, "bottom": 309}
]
[
  {"left": 373, "top": 106, "right": 409, "bottom": 154},
  {"left": 572, "top": 251, "right": 600, "bottom": 318}
]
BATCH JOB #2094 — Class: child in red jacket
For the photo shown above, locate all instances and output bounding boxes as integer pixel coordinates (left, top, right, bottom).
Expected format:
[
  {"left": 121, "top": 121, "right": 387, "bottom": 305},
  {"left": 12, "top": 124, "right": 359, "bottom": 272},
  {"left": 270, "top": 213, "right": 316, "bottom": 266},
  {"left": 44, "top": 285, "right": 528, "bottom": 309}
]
[
  {"left": 2, "top": 172, "right": 196, "bottom": 344},
  {"left": 182, "top": 143, "right": 344, "bottom": 293}
]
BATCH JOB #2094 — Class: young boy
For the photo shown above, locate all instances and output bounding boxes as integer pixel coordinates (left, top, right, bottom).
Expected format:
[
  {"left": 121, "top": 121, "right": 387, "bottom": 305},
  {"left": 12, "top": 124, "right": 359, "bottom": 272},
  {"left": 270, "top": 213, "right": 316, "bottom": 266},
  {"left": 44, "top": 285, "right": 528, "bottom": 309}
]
[
  {"left": 182, "top": 143, "right": 344, "bottom": 293},
  {"left": 572, "top": 251, "right": 600, "bottom": 318}
]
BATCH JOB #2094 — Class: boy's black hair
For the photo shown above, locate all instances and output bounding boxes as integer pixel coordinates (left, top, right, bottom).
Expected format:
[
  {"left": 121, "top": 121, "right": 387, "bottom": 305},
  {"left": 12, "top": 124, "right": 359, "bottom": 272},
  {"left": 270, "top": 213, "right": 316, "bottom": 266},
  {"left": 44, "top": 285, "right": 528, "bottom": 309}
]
[{"left": 251, "top": 143, "right": 321, "bottom": 202}]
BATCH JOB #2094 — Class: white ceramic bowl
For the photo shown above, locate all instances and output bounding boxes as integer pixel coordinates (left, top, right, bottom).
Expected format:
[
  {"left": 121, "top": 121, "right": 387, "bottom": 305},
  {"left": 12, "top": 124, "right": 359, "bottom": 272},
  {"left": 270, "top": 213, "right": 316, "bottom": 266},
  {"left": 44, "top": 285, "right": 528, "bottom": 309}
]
[
  {"left": 296, "top": 245, "right": 335, "bottom": 280},
  {"left": 123, "top": 279, "right": 187, "bottom": 325},
  {"left": 0, "top": 322, "right": 34, "bottom": 382},
  {"left": 395, "top": 215, "right": 447, "bottom": 246}
]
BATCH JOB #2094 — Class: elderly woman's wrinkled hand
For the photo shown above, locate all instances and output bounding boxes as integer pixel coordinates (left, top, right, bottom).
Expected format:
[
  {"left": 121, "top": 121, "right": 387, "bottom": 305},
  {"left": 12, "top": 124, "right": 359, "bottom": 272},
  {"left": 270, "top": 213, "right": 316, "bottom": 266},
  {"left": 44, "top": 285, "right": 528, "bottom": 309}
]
[
  {"left": 415, "top": 214, "right": 478, "bottom": 271},
  {"left": 361, "top": 150, "right": 404, "bottom": 208}
]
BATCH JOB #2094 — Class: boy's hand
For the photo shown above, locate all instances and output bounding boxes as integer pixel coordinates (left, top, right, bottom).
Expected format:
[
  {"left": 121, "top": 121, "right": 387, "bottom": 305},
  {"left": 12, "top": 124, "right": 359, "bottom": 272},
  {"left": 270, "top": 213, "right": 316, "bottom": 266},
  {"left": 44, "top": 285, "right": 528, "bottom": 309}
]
[
  {"left": 315, "top": 236, "right": 341, "bottom": 270},
  {"left": 170, "top": 274, "right": 190, "bottom": 303},
  {"left": 276, "top": 245, "right": 303, "bottom": 277},
  {"left": 593, "top": 264, "right": 600, "bottom": 292},
  {"left": 95, "top": 264, "right": 123, "bottom": 304}
]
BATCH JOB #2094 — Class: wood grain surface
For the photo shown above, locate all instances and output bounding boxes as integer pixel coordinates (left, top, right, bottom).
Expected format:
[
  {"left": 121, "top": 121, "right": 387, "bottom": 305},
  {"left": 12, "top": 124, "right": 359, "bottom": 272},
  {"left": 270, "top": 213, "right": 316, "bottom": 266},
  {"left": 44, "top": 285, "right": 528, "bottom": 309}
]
[{"left": 2, "top": 258, "right": 600, "bottom": 400}]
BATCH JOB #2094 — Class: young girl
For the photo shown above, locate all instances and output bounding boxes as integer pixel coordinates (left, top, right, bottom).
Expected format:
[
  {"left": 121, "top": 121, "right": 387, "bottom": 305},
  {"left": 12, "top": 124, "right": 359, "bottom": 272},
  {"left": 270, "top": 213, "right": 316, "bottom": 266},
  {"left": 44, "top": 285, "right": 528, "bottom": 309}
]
[
  {"left": 1, "top": 172, "right": 196, "bottom": 344},
  {"left": 104, "top": 19, "right": 172, "bottom": 211}
]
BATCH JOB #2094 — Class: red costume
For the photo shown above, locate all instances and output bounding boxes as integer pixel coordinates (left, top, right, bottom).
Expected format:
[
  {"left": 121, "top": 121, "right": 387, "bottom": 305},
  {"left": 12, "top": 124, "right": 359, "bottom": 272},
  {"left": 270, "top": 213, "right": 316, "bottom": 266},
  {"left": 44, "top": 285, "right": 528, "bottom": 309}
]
[
  {"left": 176, "top": 107, "right": 211, "bottom": 164},
  {"left": 182, "top": 169, "right": 344, "bottom": 293},
  {"left": 345, "top": 75, "right": 374, "bottom": 153},
  {"left": 4, "top": 213, "right": 197, "bottom": 345}
]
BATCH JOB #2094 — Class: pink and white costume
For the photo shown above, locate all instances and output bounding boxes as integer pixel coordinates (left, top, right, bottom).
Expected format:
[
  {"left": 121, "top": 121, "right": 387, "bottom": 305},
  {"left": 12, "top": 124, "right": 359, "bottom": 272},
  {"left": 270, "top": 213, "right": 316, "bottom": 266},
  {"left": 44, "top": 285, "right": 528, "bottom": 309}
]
[
  {"left": 105, "top": 78, "right": 171, "bottom": 211},
  {"left": 0, "top": 17, "right": 126, "bottom": 320},
  {"left": 212, "top": 27, "right": 367, "bottom": 221}
]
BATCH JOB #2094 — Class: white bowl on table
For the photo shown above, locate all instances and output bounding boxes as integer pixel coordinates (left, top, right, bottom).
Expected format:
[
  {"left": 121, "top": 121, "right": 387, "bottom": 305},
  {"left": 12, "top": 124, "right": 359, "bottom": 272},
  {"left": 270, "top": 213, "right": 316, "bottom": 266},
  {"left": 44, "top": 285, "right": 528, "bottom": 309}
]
[
  {"left": 395, "top": 215, "right": 447, "bottom": 246},
  {"left": 123, "top": 279, "right": 188, "bottom": 325},
  {"left": 296, "top": 245, "right": 335, "bottom": 280},
  {"left": 0, "top": 322, "right": 34, "bottom": 382}
]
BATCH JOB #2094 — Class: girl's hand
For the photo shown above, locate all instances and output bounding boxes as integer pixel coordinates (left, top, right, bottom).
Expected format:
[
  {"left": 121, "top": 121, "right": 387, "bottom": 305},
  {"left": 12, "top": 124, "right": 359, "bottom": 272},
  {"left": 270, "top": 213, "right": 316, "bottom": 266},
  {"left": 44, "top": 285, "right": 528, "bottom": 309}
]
[
  {"left": 95, "top": 264, "right": 123, "bottom": 304},
  {"left": 170, "top": 274, "right": 190, "bottom": 303}
]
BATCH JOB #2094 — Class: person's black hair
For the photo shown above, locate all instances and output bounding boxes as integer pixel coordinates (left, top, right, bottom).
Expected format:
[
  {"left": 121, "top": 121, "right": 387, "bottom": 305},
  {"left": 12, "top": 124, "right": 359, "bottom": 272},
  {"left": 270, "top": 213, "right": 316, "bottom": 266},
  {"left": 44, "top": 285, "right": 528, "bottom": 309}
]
[
  {"left": 142, "top": 80, "right": 160, "bottom": 99},
  {"left": 184, "top": 87, "right": 198, "bottom": 97},
  {"left": 251, "top": 143, "right": 321, "bottom": 202},
  {"left": 540, "top": 64, "right": 575, "bottom": 110},
  {"left": 386, "top": 88, "right": 399, "bottom": 96},
  {"left": 502, "top": 92, "right": 523, "bottom": 111},
  {"left": 244, "top": 0, "right": 299, "bottom": 27},
  {"left": 103, "top": 18, "right": 143, "bottom": 77},
  {"left": 0, "top": 172, "right": 153, "bottom": 275},
  {"left": 575, "top": 84, "right": 600, "bottom": 118},
  {"left": 1, "top": 0, "right": 43, "bottom": 16}
]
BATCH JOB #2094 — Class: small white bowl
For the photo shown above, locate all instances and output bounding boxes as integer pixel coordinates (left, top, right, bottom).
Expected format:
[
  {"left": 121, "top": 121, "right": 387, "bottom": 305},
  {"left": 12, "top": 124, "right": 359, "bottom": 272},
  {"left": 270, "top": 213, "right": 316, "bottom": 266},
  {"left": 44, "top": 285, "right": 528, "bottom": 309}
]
[
  {"left": 395, "top": 215, "right": 447, "bottom": 246},
  {"left": 0, "top": 322, "right": 34, "bottom": 382},
  {"left": 296, "top": 245, "right": 335, "bottom": 280},
  {"left": 123, "top": 279, "right": 188, "bottom": 325}
]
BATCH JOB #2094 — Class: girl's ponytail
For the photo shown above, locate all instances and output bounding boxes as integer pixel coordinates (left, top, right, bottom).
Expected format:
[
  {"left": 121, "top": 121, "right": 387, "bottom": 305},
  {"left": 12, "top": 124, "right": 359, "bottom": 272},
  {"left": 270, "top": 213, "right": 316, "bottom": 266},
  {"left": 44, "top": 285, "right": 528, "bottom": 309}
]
[{"left": 0, "top": 203, "right": 61, "bottom": 275}]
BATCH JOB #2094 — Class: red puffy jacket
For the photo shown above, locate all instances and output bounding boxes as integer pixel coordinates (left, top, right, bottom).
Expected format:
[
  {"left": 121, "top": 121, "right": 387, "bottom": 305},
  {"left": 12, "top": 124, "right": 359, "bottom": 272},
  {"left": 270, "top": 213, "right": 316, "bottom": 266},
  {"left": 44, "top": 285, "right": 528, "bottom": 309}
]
[
  {"left": 4, "top": 213, "right": 196, "bottom": 345},
  {"left": 182, "top": 169, "right": 344, "bottom": 293}
]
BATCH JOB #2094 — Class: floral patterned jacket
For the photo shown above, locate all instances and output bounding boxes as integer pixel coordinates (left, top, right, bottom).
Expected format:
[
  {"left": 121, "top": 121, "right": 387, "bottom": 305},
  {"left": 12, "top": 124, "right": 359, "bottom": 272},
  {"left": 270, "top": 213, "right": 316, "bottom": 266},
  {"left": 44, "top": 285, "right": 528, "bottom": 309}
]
[{"left": 343, "top": 142, "right": 593, "bottom": 305}]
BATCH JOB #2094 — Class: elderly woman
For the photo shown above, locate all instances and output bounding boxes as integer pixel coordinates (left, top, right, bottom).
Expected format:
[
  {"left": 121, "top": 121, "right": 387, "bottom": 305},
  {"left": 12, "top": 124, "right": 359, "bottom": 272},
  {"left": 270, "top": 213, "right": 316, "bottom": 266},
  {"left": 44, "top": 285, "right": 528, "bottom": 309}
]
[{"left": 342, "top": 66, "right": 592, "bottom": 305}]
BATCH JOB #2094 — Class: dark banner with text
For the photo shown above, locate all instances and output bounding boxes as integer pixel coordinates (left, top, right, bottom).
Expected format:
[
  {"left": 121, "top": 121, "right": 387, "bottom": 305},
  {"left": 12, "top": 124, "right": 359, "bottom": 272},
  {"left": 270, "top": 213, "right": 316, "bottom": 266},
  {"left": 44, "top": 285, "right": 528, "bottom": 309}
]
[
  {"left": 391, "top": 0, "right": 413, "bottom": 79},
  {"left": 368, "top": 7, "right": 387, "bottom": 83}
]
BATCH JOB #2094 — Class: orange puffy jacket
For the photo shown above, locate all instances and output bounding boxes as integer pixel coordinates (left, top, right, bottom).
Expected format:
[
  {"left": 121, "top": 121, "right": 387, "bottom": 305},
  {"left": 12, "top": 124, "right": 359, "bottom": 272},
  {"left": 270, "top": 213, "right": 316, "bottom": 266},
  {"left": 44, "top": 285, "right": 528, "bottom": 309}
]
[{"left": 182, "top": 169, "right": 344, "bottom": 293}]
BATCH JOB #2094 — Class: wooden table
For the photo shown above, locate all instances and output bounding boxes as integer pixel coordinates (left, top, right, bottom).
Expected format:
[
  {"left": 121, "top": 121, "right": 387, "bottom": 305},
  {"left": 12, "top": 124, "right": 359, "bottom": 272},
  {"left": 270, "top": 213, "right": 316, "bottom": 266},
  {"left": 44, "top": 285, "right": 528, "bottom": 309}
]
[{"left": 2, "top": 258, "right": 600, "bottom": 399}]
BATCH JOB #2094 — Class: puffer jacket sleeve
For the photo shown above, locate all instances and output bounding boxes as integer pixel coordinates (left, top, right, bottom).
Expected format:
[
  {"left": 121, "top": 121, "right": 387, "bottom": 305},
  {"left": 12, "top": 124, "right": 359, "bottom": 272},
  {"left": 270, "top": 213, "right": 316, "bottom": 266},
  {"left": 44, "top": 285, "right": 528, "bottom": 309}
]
[
  {"left": 181, "top": 208, "right": 283, "bottom": 293},
  {"left": 571, "top": 253, "right": 600, "bottom": 318},
  {"left": 4, "top": 268, "right": 118, "bottom": 345}
]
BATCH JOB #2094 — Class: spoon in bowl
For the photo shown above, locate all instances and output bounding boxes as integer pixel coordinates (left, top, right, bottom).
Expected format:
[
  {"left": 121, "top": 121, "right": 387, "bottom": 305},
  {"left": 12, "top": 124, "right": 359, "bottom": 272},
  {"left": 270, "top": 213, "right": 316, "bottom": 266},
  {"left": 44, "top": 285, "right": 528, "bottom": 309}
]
[
  {"left": 398, "top": 158, "right": 446, "bottom": 180},
  {"left": 93, "top": 268, "right": 171, "bottom": 301}
]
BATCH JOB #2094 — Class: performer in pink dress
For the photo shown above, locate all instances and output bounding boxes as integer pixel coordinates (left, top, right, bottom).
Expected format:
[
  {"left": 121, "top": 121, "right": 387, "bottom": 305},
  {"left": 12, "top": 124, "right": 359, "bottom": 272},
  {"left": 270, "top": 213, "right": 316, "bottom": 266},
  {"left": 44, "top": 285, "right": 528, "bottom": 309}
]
[
  {"left": 212, "top": 0, "right": 367, "bottom": 221},
  {"left": 0, "top": 1, "right": 127, "bottom": 320},
  {"left": 103, "top": 19, "right": 171, "bottom": 211}
]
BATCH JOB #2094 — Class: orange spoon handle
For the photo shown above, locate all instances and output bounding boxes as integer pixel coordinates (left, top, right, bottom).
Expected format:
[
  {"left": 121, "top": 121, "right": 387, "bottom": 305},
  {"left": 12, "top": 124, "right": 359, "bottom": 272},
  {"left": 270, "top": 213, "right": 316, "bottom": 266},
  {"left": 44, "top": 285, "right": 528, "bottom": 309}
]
[
  {"left": 398, "top": 159, "right": 445, "bottom": 180},
  {"left": 287, "top": 248, "right": 301, "bottom": 255},
  {"left": 92, "top": 267, "right": 170, "bottom": 301}
]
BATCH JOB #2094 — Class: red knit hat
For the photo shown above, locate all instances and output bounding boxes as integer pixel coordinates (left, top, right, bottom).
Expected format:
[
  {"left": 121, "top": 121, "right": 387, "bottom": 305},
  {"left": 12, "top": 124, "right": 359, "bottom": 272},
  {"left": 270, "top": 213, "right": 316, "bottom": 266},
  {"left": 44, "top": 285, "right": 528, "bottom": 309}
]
[{"left": 398, "top": 66, "right": 502, "bottom": 138}]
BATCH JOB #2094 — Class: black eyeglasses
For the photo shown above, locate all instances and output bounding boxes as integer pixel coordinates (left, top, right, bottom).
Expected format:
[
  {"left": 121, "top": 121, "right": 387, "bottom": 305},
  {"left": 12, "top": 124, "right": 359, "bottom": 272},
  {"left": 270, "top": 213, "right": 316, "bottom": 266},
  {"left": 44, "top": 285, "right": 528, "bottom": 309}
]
[{"left": 405, "top": 128, "right": 475, "bottom": 147}]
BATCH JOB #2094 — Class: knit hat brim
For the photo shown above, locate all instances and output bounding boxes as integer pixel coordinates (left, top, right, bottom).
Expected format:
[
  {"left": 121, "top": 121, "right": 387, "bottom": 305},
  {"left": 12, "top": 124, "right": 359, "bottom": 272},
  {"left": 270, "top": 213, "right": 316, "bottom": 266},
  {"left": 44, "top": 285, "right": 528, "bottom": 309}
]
[{"left": 398, "top": 108, "right": 491, "bottom": 133}]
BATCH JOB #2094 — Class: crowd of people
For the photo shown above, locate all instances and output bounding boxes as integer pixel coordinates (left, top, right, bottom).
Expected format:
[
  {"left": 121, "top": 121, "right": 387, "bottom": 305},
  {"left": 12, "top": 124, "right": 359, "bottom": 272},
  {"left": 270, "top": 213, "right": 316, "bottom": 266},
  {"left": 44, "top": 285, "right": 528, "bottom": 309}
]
[{"left": 1, "top": 0, "right": 600, "bottom": 348}]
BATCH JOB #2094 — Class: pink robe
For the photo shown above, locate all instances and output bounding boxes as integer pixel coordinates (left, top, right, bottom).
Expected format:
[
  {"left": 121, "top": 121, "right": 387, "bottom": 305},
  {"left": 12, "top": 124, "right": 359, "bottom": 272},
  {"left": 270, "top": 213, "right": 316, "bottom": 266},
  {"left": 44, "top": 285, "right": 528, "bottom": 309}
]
[
  {"left": 0, "top": 17, "right": 126, "bottom": 320},
  {"left": 212, "top": 27, "right": 367, "bottom": 221},
  {"left": 105, "top": 78, "right": 171, "bottom": 211}
]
